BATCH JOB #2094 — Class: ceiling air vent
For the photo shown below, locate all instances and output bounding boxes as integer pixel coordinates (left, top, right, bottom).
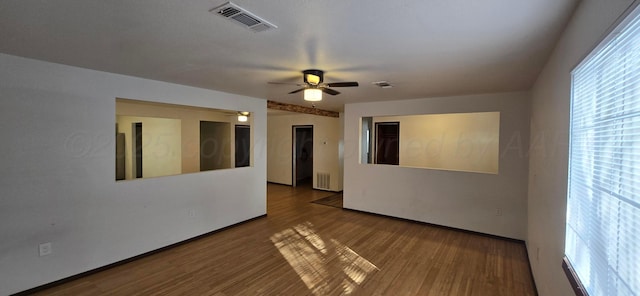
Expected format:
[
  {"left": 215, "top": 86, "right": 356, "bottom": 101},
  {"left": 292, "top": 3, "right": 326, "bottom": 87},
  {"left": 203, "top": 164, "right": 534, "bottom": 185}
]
[
  {"left": 372, "top": 81, "right": 394, "bottom": 88},
  {"left": 211, "top": 2, "right": 277, "bottom": 32}
]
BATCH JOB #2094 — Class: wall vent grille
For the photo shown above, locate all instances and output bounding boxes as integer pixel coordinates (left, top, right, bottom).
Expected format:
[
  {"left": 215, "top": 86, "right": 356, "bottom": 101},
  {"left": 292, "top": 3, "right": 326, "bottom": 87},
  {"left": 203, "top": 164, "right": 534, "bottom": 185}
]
[
  {"left": 317, "top": 173, "right": 330, "bottom": 190},
  {"left": 211, "top": 2, "right": 277, "bottom": 32}
]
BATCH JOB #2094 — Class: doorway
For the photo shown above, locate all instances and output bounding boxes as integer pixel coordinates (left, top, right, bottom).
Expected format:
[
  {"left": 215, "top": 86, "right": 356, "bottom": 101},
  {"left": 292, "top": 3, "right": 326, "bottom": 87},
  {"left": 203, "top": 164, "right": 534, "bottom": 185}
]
[
  {"left": 133, "top": 122, "right": 143, "bottom": 178},
  {"left": 375, "top": 122, "right": 399, "bottom": 165},
  {"left": 235, "top": 125, "right": 250, "bottom": 167},
  {"left": 200, "top": 121, "right": 231, "bottom": 171},
  {"left": 292, "top": 125, "right": 313, "bottom": 187}
]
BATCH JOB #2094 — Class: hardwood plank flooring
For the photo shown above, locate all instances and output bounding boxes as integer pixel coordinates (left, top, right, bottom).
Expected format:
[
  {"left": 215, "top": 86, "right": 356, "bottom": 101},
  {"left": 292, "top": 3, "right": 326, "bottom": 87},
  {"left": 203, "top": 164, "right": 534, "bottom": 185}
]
[{"left": 31, "top": 183, "right": 536, "bottom": 295}]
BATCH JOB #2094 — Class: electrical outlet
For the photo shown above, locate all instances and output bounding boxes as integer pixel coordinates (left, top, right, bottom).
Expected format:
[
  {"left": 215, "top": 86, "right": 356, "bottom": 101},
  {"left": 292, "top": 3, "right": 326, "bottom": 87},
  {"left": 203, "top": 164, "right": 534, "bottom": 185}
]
[
  {"left": 495, "top": 208, "right": 502, "bottom": 216},
  {"left": 39, "top": 242, "right": 52, "bottom": 257}
]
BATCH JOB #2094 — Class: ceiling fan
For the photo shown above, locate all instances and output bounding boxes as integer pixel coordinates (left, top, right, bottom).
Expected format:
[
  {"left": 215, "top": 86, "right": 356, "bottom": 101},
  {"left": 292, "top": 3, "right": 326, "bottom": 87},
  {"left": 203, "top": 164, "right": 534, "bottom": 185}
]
[{"left": 269, "top": 69, "right": 359, "bottom": 101}]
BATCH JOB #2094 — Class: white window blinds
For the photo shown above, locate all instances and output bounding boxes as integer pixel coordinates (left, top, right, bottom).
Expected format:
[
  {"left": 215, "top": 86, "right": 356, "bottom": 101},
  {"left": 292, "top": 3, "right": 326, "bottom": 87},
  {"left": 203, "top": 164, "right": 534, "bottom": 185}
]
[{"left": 566, "top": 4, "right": 640, "bottom": 296}]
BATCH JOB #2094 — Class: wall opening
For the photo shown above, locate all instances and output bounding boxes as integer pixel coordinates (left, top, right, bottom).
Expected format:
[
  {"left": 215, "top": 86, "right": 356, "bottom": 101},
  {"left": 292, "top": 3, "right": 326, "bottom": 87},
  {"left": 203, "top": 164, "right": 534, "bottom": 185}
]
[
  {"left": 360, "top": 112, "right": 500, "bottom": 174},
  {"left": 115, "top": 98, "right": 253, "bottom": 180}
]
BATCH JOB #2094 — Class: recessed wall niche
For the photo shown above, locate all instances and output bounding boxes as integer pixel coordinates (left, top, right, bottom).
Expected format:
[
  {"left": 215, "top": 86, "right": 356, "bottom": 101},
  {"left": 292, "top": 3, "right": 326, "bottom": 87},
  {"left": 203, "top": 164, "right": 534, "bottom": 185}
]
[
  {"left": 115, "top": 98, "right": 252, "bottom": 181},
  {"left": 360, "top": 112, "right": 500, "bottom": 174}
]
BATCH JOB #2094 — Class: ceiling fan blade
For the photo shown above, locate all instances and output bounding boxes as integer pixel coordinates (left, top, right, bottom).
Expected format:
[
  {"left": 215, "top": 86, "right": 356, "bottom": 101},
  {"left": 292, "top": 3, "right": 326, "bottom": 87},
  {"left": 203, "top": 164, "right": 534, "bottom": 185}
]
[
  {"left": 267, "top": 81, "right": 300, "bottom": 85},
  {"left": 267, "top": 82, "right": 307, "bottom": 87},
  {"left": 326, "top": 82, "right": 359, "bottom": 87},
  {"left": 288, "top": 88, "right": 306, "bottom": 94},
  {"left": 321, "top": 88, "right": 340, "bottom": 95}
]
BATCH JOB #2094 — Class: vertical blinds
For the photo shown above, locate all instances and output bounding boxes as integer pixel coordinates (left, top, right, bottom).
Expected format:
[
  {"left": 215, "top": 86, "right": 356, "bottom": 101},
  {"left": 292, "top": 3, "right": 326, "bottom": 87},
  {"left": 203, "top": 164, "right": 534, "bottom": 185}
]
[{"left": 566, "top": 4, "right": 640, "bottom": 296}]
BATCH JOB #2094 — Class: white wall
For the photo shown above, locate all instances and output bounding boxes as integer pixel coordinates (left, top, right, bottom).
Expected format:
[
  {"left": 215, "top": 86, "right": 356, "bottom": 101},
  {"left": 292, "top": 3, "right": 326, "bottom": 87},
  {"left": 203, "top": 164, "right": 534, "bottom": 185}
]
[
  {"left": 344, "top": 92, "right": 530, "bottom": 240},
  {"left": 0, "top": 53, "right": 267, "bottom": 295},
  {"left": 526, "top": 0, "right": 636, "bottom": 295},
  {"left": 267, "top": 113, "right": 343, "bottom": 191}
]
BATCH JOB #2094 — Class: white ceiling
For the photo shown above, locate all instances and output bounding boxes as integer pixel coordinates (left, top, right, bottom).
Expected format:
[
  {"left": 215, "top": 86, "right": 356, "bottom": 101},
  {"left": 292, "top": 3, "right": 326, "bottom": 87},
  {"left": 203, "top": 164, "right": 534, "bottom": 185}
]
[{"left": 0, "top": 0, "right": 579, "bottom": 111}]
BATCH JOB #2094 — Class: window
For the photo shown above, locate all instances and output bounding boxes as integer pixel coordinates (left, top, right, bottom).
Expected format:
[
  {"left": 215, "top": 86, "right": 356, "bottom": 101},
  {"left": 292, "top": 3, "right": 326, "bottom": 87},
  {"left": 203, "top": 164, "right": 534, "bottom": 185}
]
[{"left": 565, "top": 4, "right": 640, "bottom": 296}]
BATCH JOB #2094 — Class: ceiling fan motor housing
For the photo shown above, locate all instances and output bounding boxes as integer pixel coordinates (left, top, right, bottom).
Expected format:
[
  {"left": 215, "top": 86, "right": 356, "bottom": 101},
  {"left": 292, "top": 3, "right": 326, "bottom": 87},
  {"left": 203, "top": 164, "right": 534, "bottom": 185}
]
[{"left": 303, "top": 69, "right": 324, "bottom": 84}]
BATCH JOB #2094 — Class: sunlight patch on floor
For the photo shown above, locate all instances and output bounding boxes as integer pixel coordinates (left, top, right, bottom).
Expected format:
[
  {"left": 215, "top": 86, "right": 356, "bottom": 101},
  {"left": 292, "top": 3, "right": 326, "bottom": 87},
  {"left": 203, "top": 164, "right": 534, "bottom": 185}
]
[{"left": 270, "top": 222, "right": 379, "bottom": 295}]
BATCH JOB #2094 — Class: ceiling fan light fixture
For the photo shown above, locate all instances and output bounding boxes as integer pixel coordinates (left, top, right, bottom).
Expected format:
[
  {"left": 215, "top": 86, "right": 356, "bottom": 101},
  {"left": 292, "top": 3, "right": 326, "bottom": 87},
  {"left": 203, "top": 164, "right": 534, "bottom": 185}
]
[
  {"left": 237, "top": 111, "right": 249, "bottom": 122},
  {"left": 269, "top": 69, "right": 358, "bottom": 100},
  {"left": 304, "top": 88, "right": 322, "bottom": 101}
]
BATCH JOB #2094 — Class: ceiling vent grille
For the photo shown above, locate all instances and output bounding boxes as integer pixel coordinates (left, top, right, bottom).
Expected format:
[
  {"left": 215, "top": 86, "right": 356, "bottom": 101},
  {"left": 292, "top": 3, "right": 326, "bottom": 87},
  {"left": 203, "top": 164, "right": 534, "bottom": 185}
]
[
  {"left": 372, "top": 81, "right": 394, "bottom": 88},
  {"left": 211, "top": 2, "right": 277, "bottom": 32}
]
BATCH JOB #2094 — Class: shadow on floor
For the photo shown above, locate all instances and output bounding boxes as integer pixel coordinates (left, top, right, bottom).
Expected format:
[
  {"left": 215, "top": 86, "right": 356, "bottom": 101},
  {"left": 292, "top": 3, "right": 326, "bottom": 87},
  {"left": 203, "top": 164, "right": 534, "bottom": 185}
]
[{"left": 311, "top": 193, "right": 343, "bottom": 208}]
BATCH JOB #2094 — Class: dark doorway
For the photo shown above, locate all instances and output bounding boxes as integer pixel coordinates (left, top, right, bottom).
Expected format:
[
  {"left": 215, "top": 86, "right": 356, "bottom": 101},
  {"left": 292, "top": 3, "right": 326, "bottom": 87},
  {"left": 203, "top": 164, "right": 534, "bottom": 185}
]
[
  {"left": 200, "top": 121, "right": 231, "bottom": 171},
  {"left": 375, "top": 122, "right": 399, "bottom": 165},
  {"left": 235, "top": 125, "right": 250, "bottom": 167},
  {"left": 115, "top": 126, "right": 126, "bottom": 181},
  {"left": 133, "top": 122, "right": 143, "bottom": 178},
  {"left": 293, "top": 126, "right": 313, "bottom": 187}
]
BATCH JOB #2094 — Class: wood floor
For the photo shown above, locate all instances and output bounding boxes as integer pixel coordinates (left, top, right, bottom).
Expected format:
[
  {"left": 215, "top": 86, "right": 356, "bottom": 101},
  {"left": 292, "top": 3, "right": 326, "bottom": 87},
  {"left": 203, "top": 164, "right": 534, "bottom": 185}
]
[{"left": 31, "top": 183, "right": 536, "bottom": 296}]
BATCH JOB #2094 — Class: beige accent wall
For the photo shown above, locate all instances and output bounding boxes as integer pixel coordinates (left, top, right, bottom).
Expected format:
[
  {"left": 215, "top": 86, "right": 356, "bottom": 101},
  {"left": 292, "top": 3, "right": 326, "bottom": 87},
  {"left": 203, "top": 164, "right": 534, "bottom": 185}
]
[
  {"left": 116, "top": 116, "right": 182, "bottom": 179},
  {"left": 371, "top": 112, "right": 499, "bottom": 174},
  {"left": 267, "top": 112, "right": 343, "bottom": 191}
]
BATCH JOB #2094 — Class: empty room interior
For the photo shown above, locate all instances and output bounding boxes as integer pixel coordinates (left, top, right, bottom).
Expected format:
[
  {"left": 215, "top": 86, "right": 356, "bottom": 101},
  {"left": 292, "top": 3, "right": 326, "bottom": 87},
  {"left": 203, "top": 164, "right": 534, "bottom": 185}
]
[{"left": 1, "top": 0, "right": 638, "bottom": 295}]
